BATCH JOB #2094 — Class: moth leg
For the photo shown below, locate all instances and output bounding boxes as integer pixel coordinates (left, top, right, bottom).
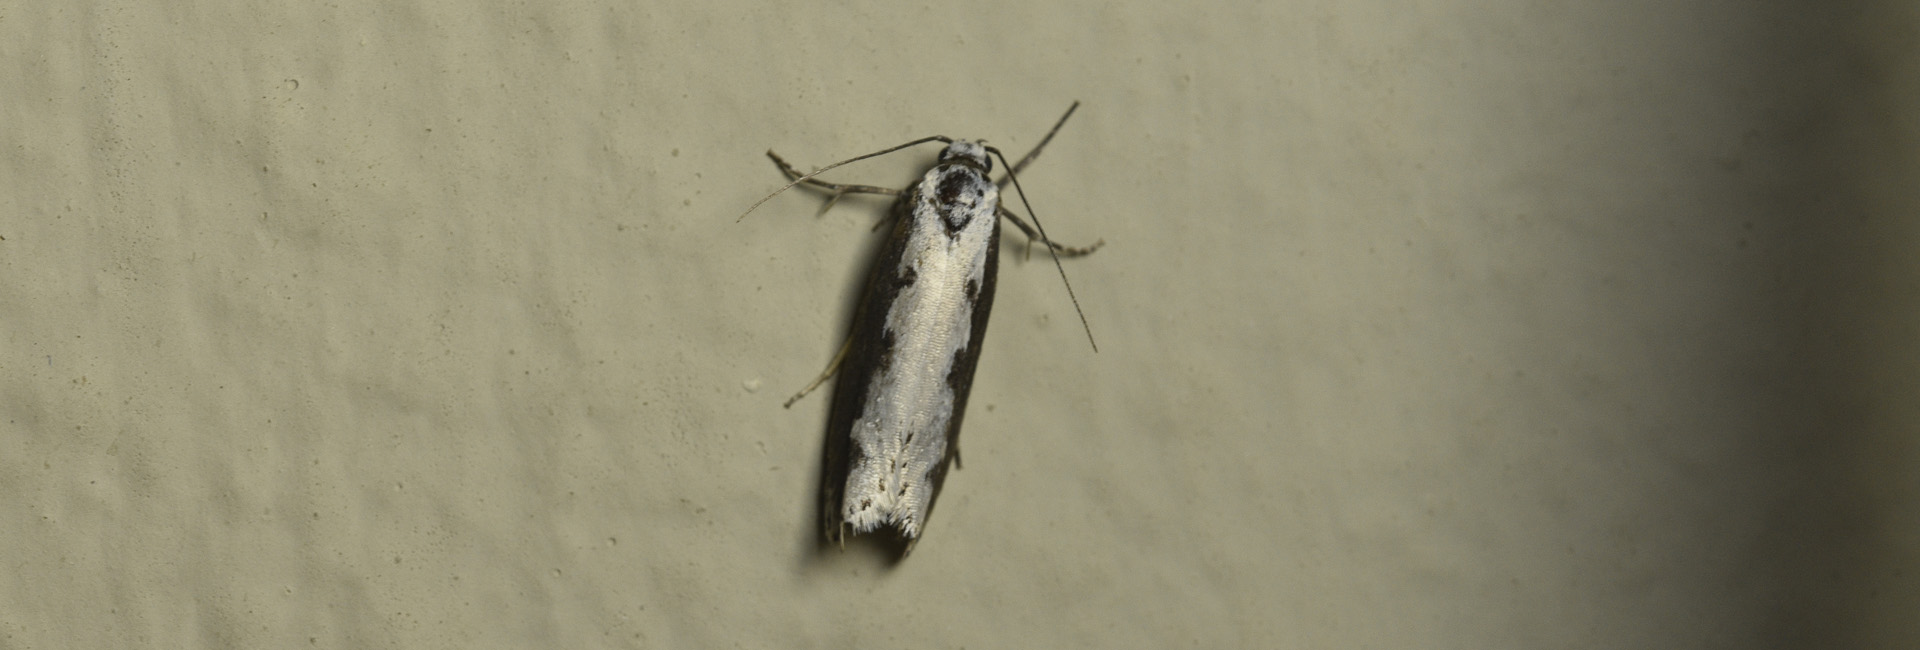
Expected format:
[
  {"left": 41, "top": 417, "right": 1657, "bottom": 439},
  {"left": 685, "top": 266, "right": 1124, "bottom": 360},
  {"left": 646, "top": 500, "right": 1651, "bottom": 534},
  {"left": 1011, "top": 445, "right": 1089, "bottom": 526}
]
[
  {"left": 783, "top": 333, "right": 852, "bottom": 409},
  {"left": 767, "top": 150, "right": 902, "bottom": 217},
  {"left": 995, "top": 100, "right": 1081, "bottom": 189},
  {"left": 997, "top": 205, "right": 1105, "bottom": 260},
  {"left": 994, "top": 147, "right": 1049, "bottom": 189}
]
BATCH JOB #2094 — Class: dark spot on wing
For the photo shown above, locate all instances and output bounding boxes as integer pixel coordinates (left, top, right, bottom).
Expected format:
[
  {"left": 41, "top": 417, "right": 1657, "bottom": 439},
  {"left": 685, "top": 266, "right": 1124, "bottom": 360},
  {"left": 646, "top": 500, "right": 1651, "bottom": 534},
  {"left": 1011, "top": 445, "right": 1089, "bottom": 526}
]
[
  {"left": 936, "top": 171, "right": 969, "bottom": 207},
  {"left": 945, "top": 345, "right": 970, "bottom": 395},
  {"left": 875, "top": 328, "right": 897, "bottom": 377},
  {"left": 934, "top": 168, "right": 990, "bottom": 236}
]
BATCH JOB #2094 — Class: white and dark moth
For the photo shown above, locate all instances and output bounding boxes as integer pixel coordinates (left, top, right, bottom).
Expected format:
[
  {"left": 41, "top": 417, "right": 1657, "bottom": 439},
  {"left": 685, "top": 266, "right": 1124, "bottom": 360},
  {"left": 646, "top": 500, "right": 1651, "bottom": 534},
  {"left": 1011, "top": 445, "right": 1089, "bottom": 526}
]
[{"left": 741, "top": 103, "right": 1100, "bottom": 553}]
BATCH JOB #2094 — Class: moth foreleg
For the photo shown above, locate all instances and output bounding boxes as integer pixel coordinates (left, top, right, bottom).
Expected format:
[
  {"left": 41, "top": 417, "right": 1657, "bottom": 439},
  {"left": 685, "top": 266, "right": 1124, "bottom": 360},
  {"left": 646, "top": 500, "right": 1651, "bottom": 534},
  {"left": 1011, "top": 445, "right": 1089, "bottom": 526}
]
[
  {"left": 766, "top": 150, "right": 903, "bottom": 217},
  {"left": 994, "top": 100, "right": 1081, "bottom": 189}
]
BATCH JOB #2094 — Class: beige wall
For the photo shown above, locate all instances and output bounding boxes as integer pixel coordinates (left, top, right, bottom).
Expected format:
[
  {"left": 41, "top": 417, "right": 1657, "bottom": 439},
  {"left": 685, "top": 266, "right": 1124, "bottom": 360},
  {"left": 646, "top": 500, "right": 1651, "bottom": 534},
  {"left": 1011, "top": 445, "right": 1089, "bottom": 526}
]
[{"left": 2, "top": 1, "right": 1913, "bottom": 647}]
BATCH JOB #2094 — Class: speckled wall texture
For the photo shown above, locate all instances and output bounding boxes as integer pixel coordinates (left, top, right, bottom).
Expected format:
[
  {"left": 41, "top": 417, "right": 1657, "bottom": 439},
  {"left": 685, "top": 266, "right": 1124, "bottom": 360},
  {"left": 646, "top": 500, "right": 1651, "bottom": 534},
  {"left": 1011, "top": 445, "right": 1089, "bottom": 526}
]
[{"left": 1, "top": 1, "right": 1914, "bottom": 648}]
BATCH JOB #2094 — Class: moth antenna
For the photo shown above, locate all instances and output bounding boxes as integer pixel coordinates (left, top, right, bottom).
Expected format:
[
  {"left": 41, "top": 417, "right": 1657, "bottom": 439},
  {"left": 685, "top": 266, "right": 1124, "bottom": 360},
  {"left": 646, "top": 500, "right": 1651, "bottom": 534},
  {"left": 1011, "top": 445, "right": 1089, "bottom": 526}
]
[
  {"left": 738, "top": 136, "right": 953, "bottom": 222},
  {"left": 989, "top": 147, "right": 1098, "bottom": 353}
]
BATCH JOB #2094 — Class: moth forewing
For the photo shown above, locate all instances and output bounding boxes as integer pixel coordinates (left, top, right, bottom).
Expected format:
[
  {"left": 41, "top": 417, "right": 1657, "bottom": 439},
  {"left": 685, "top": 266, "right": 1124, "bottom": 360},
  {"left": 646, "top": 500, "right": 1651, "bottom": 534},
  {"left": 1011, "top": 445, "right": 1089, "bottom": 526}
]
[{"left": 826, "top": 142, "right": 1002, "bottom": 549}]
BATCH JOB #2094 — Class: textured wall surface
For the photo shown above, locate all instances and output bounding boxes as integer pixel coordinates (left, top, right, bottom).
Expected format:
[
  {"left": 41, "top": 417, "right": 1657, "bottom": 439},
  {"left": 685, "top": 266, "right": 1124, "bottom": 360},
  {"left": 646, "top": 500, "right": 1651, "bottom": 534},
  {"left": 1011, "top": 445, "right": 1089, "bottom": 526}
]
[{"left": 2, "top": 1, "right": 1914, "bottom": 648}]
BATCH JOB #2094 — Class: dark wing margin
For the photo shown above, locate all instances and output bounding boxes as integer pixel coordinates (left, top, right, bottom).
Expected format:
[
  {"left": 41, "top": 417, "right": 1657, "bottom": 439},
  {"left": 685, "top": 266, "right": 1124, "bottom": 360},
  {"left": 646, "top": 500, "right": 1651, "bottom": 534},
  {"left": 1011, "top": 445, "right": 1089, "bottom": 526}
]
[{"left": 819, "top": 191, "right": 919, "bottom": 547}]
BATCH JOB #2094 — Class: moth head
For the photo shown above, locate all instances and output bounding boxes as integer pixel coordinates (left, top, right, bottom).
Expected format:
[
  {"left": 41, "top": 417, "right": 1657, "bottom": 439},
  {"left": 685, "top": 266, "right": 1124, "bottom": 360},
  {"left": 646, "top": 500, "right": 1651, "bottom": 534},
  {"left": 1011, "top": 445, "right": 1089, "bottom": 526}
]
[{"left": 937, "top": 140, "right": 992, "bottom": 173}]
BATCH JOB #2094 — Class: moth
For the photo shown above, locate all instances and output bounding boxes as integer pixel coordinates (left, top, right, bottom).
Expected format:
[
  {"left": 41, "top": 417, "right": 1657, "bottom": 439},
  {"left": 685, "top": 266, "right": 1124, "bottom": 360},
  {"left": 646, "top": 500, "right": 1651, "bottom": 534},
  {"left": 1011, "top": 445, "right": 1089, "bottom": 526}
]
[{"left": 740, "top": 103, "right": 1101, "bottom": 553}]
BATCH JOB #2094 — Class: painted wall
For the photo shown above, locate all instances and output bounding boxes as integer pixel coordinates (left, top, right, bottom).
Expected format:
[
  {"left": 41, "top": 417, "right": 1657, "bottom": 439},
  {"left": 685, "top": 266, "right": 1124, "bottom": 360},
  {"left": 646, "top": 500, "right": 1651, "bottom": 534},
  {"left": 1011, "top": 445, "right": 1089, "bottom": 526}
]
[{"left": 2, "top": 1, "right": 1912, "bottom": 647}]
